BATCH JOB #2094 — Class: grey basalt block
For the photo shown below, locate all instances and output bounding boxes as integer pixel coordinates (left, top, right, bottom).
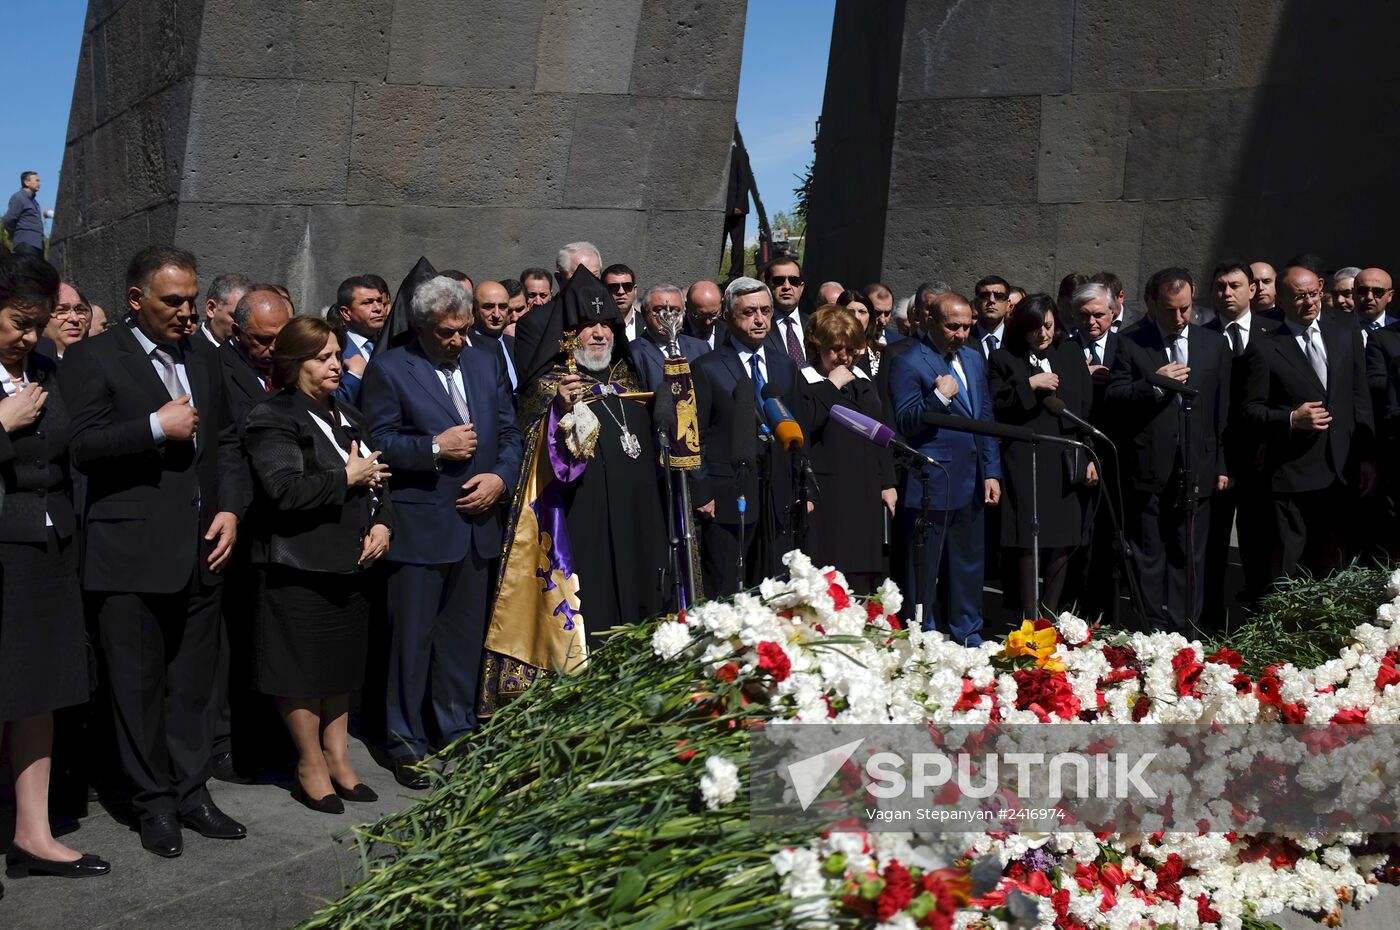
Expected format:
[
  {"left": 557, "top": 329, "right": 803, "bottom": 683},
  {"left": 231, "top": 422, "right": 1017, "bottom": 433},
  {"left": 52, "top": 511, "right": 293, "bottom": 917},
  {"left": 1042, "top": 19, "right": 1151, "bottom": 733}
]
[
  {"left": 347, "top": 85, "right": 575, "bottom": 207},
  {"left": 1071, "top": 0, "right": 1213, "bottom": 93},
  {"left": 899, "top": 0, "right": 1073, "bottom": 100},
  {"left": 92, "top": 0, "right": 203, "bottom": 123},
  {"left": 534, "top": 0, "right": 647, "bottom": 94},
  {"left": 881, "top": 203, "right": 1058, "bottom": 298},
  {"left": 630, "top": 0, "right": 747, "bottom": 99},
  {"left": 1122, "top": 89, "right": 1258, "bottom": 201},
  {"left": 386, "top": 0, "right": 545, "bottom": 88},
  {"left": 198, "top": 0, "right": 392, "bottom": 83},
  {"left": 886, "top": 96, "right": 1040, "bottom": 209},
  {"left": 642, "top": 209, "right": 726, "bottom": 285},
  {"left": 1054, "top": 201, "right": 1145, "bottom": 296},
  {"left": 1037, "top": 93, "right": 1130, "bottom": 204},
  {"left": 1137, "top": 197, "right": 1233, "bottom": 289},
  {"left": 180, "top": 77, "right": 355, "bottom": 203}
]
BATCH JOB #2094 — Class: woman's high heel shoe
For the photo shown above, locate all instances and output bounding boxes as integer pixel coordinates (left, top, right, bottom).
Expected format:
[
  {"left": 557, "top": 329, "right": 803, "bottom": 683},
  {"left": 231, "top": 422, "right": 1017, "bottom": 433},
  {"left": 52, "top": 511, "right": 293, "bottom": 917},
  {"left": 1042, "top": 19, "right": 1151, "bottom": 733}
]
[
  {"left": 331, "top": 778, "right": 378, "bottom": 803},
  {"left": 292, "top": 784, "right": 344, "bottom": 815}
]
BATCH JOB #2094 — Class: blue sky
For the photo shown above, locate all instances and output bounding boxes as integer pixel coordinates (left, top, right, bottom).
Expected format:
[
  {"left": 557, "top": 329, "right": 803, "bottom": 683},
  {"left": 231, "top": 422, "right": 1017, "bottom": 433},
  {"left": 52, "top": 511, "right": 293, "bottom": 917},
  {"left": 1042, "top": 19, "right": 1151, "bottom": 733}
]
[{"left": 2, "top": 1, "right": 833, "bottom": 228}]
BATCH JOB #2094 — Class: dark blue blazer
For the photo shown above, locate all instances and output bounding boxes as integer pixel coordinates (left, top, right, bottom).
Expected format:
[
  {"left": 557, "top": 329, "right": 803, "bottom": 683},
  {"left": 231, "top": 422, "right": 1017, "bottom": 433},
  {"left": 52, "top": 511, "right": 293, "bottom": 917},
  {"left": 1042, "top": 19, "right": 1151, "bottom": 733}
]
[
  {"left": 630, "top": 333, "right": 712, "bottom": 392},
  {"left": 360, "top": 340, "right": 523, "bottom": 565},
  {"left": 332, "top": 332, "right": 374, "bottom": 405},
  {"left": 889, "top": 340, "right": 1002, "bottom": 511}
]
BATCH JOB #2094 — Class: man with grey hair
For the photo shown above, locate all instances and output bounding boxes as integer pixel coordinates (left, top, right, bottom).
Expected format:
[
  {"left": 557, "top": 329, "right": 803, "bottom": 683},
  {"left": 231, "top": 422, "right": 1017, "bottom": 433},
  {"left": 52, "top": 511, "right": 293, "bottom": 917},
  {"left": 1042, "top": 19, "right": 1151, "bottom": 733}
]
[
  {"left": 200, "top": 272, "right": 253, "bottom": 347},
  {"left": 1328, "top": 266, "right": 1362, "bottom": 313},
  {"left": 691, "top": 275, "right": 806, "bottom": 594},
  {"left": 360, "top": 275, "right": 522, "bottom": 788},
  {"left": 818, "top": 281, "right": 844, "bottom": 305},
  {"left": 514, "top": 241, "right": 605, "bottom": 385},
  {"left": 631, "top": 284, "right": 712, "bottom": 391}
]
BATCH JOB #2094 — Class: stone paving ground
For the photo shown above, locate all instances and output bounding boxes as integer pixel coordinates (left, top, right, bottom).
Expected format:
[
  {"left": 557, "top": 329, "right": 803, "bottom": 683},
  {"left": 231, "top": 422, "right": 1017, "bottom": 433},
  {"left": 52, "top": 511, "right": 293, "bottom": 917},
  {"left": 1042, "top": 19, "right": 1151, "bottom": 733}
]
[{"left": 0, "top": 737, "right": 426, "bottom": 930}]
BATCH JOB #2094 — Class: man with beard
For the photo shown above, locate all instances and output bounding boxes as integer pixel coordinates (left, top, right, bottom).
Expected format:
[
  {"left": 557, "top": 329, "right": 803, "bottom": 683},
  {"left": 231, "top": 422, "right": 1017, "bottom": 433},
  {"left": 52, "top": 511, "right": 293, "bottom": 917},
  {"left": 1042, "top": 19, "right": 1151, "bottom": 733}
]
[{"left": 481, "top": 266, "right": 667, "bottom": 714}]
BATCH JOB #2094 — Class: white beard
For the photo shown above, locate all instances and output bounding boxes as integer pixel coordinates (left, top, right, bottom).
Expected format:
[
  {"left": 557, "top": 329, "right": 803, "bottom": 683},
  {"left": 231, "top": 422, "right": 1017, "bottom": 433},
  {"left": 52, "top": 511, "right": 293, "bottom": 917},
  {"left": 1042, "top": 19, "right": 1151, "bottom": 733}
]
[{"left": 574, "top": 344, "right": 612, "bottom": 372}]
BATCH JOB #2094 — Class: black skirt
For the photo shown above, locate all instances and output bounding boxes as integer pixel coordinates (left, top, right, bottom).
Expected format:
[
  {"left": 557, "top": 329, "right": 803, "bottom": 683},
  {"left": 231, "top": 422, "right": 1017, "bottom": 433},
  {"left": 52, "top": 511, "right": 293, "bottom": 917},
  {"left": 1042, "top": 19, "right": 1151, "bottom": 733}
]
[
  {"left": 0, "top": 531, "right": 89, "bottom": 720},
  {"left": 253, "top": 565, "right": 368, "bottom": 699}
]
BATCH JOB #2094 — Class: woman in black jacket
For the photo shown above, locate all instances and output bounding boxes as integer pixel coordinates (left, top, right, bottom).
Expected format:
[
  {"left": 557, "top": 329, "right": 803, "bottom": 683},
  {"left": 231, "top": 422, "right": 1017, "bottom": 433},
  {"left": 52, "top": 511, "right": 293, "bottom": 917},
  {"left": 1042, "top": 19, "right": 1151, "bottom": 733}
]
[
  {"left": 243, "top": 316, "right": 393, "bottom": 814},
  {"left": 988, "top": 294, "right": 1098, "bottom": 618},
  {"left": 0, "top": 253, "right": 109, "bottom": 884},
  {"left": 801, "top": 305, "right": 897, "bottom": 594}
]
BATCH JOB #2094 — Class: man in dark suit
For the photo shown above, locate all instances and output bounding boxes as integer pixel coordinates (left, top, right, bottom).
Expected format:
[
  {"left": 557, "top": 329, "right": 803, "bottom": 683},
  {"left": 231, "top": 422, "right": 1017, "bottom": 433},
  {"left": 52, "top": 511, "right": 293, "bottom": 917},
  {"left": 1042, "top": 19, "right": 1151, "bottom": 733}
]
[
  {"left": 61, "top": 246, "right": 250, "bottom": 858},
  {"left": 1244, "top": 265, "right": 1376, "bottom": 581},
  {"left": 1202, "top": 260, "right": 1278, "bottom": 618},
  {"left": 970, "top": 275, "right": 1011, "bottom": 359},
  {"left": 360, "top": 276, "right": 522, "bottom": 788},
  {"left": 691, "top": 277, "right": 805, "bottom": 595},
  {"left": 763, "top": 257, "right": 811, "bottom": 370},
  {"left": 219, "top": 286, "right": 292, "bottom": 424},
  {"left": 889, "top": 291, "right": 1002, "bottom": 646},
  {"left": 630, "top": 284, "right": 711, "bottom": 392},
  {"left": 1106, "top": 268, "right": 1230, "bottom": 632},
  {"left": 331, "top": 273, "right": 390, "bottom": 405},
  {"left": 684, "top": 280, "right": 725, "bottom": 350},
  {"left": 470, "top": 279, "right": 519, "bottom": 392}
]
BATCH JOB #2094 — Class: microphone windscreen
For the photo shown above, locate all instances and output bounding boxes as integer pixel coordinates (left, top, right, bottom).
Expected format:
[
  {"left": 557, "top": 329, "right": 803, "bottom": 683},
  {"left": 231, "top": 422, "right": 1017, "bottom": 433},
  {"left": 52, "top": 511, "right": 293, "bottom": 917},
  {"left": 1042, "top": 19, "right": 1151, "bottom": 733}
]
[
  {"left": 652, "top": 381, "right": 674, "bottom": 429},
  {"left": 772, "top": 419, "right": 804, "bottom": 450},
  {"left": 731, "top": 381, "right": 757, "bottom": 466},
  {"left": 830, "top": 404, "right": 895, "bottom": 448},
  {"left": 1042, "top": 395, "right": 1067, "bottom": 415}
]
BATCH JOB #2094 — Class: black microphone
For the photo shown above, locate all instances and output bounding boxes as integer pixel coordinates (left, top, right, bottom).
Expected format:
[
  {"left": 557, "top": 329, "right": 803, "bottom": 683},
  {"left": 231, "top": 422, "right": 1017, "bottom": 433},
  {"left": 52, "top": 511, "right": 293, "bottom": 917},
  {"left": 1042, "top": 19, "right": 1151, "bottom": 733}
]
[
  {"left": 731, "top": 381, "right": 758, "bottom": 471},
  {"left": 919, "top": 408, "right": 1088, "bottom": 449},
  {"left": 652, "top": 379, "right": 674, "bottom": 436},
  {"left": 1042, "top": 396, "right": 1109, "bottom": 443},
  {"left": 1146, "top": 371, "right": 1199, "bottom": 397}
]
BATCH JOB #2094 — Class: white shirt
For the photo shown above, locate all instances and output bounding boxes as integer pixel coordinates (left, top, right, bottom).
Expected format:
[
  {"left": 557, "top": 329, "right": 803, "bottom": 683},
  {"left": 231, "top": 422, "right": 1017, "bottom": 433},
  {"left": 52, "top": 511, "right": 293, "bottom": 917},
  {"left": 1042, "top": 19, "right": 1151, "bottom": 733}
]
[
  {"left": 200, "top": 324, "right": 221, "bottom": 348},
  {"left": 347, "top": 330, "right": 373, "bottom": 360},
  {"left": 129, "top": 322, "right": 191, "bottom": 443},
  {"left": 434, "top": 363, "right": 471, "bottom": 423},
  {"left": 1084, "top": 332, "right": 1110, "bottom": 364},
  {"left": 977, "top": 323, "right": 1005, "bottom": 356},
  {"left": 1293, "top": 320, "right": 1327, "bottom": 367},
  {"left": 1222, "top": 309, "right": 1253, "bottom": 351},
  {"left": 1, "top": 367, "right": 51, "bottom": 526},
  {"left": 934, "top": 351, "right": 968, "bottom": 407},
  {"left": 737, "top": 346, "right": 769, "bottom": 385}
]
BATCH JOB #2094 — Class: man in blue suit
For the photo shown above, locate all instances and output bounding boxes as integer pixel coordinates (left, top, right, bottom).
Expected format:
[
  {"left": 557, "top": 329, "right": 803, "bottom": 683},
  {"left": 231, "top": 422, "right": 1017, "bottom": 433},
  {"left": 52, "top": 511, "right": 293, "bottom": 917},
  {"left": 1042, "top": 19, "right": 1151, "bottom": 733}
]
[
  {"left": 332, "top": 273, "right": 390, "bottom": 404},
  {"left": 889, "top": 291, "right": 1002, "bottom": 645},
  {"left": 630, "top": 283, "right": 711, "bottom": 392},
  {"left": 359, "top": 276, "right": 523, "bottom": 787}
]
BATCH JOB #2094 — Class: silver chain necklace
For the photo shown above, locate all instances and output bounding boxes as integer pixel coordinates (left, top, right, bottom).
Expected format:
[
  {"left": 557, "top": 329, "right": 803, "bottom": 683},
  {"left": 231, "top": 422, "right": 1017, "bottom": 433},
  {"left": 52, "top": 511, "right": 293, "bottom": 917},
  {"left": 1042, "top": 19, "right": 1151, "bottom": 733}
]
[{"left": 593, "top": 383, "right": 641, "bottom": 459}]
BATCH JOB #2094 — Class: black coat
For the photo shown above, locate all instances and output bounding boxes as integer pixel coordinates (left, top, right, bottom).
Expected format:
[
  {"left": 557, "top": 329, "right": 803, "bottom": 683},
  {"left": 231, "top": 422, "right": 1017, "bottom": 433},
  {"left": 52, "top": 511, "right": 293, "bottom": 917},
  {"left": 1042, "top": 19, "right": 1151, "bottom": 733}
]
[
  {"left": 988, "top": 340, "right": 1094, "bottom": 547},
  {"left": 219, "top": 340, "right": 271, "bottom": 428},
  {"left": 0, "top": 353, "right": 74, "bottom": 543},
  {"left": 1204, "top": 313, "right": 1280, "bottom": 479},
  {"left": 1244, "top": 318, "right": 1374, "bottom": 493},
  {"left": 801, "top": 369, "right": 895, "bottom": 579},
  {"left": 1105, "top": 323, "right": 1231, "bottom": 498},
  {"left": 241, "top": 390, "right": 393, "bottom": 574},
  {"left": 61, "top": 323, "right": 250, "bottom": 593}
]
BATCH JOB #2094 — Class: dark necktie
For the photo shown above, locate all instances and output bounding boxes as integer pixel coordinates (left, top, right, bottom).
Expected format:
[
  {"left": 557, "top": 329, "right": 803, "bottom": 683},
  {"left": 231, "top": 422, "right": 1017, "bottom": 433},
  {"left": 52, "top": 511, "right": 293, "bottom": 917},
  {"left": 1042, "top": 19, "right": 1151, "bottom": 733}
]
[
  {"left": 1226, "top": 322, "right": 1243, "bottom": 356},
  {"left": 781, "top": 316, "right": 805, "bottom": 369},
  {"left": 984, "top": 334, "right": 997, "bottom": 355},
  {"left": 748, "top": 352, "right": 766, "bottom": 409},
  {"left": 1089, "top": 342, "right": 1102, "bottom": 366}
]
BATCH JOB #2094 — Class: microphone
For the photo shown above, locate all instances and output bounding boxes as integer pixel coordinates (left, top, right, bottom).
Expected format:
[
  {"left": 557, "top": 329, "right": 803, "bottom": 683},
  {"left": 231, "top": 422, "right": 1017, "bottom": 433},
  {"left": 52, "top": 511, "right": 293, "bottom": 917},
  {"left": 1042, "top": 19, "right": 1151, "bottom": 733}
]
[
  {"left": 760, "top": 385, "right": 804, "bottom": 450},
  {"left": 731, "top": 382, "right": 758, "bottom": 471},
  {"left": 1042, "top": 396, "right": 1108, "bottom": 443},
  {"left": 1146, "top": 371, "right": 1199, "bottom": 397},
  {"left": 652, "top": 380, "right": 674, "bottom": 435},
  {"left": 918, "top": 408, "right": 1088, "bottom": 449},
  {"left": 830, "top": 404, "right": 937, "bottom": 463}
]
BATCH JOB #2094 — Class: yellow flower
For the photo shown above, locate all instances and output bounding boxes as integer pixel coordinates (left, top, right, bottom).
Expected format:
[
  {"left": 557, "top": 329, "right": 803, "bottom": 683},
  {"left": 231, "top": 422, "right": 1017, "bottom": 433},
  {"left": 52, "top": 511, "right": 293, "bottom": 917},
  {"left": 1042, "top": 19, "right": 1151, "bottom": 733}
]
[{"left": 999, "top": 620, "right": 1065, "bottom": 672}]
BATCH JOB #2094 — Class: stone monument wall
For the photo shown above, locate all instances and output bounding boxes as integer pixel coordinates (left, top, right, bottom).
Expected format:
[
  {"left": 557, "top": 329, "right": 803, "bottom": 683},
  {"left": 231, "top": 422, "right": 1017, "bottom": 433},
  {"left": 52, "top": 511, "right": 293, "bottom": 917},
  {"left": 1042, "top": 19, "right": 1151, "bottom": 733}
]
[
  {"left": 806, "top": 0, "right": 1400, "bottom": 309},
  {"left": 53, "top": 0, "right": 746, "bottom": 311}
]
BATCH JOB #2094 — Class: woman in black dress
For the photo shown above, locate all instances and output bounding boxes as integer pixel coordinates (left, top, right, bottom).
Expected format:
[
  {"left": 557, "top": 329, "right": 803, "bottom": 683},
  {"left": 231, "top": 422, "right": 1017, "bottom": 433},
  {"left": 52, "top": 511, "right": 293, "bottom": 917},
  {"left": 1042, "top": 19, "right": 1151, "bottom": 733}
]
[
  {"left": 801, "top": 305, "right": 896, "bottom": 594},
  {"left": 0, "top": 253, "right": 109, "bottom": 883},
  {"left": 988, "top": 294, "right": 1098, "bottom": 618},
  {"left": 243, "top": 316, "right": 394, "bottom": 814}
]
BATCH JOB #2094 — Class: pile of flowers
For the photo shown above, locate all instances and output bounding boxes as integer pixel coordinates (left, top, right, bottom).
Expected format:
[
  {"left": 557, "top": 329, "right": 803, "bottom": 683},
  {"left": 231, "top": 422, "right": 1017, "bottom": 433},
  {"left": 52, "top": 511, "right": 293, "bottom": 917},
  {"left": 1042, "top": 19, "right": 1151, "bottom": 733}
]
[{"left": 653, "top": 553, "right": 1400, "bottom": 930}]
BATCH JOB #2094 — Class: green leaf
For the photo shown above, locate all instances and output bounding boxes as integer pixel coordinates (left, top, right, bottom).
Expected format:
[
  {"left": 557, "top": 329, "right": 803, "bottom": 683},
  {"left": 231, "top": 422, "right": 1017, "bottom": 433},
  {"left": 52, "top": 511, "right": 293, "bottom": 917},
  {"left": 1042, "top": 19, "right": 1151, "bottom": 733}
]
[{"left": 608, "top": 868, "right": 648, "bottom": 914}]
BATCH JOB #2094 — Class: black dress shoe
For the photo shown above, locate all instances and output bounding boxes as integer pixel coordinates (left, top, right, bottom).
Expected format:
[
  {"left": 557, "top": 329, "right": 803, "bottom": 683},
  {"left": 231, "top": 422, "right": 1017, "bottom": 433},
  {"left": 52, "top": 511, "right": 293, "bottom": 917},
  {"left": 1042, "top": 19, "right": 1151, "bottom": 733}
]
[
  {"left": 393, "top": 761, "right": 431, "bottom": 790},
  {"left": 331, "top": 779, "right": 379, "bottom": 803},
  {"left": 6, "top": 844, "right": 111, "bottom": 878},
  {"left": 140, "top": 815, "right": 183, "bottom": 858},
  {"left": 211, "top": 751, "right": 253, "bottom": 785},
  {"left": 179, "top": 801, "right": 247, "bottom": 840},
  {"left": 292, "top": 785, "right": 345, "bottom": 815}
]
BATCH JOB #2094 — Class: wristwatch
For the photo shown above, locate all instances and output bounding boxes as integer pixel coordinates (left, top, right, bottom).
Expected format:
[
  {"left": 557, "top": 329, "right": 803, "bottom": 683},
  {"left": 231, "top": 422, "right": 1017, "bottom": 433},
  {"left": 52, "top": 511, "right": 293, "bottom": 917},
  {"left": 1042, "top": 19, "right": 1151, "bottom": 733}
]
[{"left": 431, "top": 439, "right": 442, "bottom": 471}]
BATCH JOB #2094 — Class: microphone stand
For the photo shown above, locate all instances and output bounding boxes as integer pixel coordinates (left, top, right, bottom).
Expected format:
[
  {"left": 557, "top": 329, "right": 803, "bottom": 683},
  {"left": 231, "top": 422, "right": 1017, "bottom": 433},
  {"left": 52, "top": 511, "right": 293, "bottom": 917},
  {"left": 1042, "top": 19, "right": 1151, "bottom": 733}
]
[
  {"left": 656, "top": 414, "right": 683, "bottom": 613},
  {"left": 893, "top": 446, "right": 949, "bottom": 631},
  {"left": 792, "top": 447, "right": 812, "bottom": 554},
  {"left": 1180, "top": 392, "right": 1199, "bottom": 627},
  {"left": 1029, "top": 438, "right": 1041, "bottom": 618}
]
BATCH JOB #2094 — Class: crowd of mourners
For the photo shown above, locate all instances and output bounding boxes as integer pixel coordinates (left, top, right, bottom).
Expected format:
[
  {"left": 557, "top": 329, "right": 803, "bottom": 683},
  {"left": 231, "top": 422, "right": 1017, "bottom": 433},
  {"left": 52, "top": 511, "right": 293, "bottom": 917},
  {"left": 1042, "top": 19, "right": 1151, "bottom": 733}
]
[{"left": 1, "top": 179, "right": 1394, "bottom": 896}]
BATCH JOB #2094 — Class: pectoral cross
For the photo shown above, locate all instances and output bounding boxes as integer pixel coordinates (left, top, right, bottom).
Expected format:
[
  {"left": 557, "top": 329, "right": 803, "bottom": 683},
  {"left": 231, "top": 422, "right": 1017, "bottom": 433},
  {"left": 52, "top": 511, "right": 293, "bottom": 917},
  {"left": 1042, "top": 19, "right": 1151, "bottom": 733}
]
[{"left": 590, "top": 297, "right": 604, "bottom": 315}]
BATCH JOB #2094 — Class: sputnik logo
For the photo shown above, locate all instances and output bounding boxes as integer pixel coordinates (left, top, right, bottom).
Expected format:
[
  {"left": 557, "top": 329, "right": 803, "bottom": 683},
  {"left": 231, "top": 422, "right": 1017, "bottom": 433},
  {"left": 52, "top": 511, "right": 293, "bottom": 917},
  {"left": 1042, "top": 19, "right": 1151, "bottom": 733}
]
[{"left": 787, "top": 738, "right": 865, "bottom": 811}]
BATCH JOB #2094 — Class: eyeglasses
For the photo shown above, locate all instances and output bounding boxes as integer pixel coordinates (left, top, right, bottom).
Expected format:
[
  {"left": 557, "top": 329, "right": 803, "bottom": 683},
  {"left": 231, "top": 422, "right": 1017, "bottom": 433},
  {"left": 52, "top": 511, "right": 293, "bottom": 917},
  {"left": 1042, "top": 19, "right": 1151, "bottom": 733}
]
[
  {"left": 247, "top": 332, "right": 277, "bottom": 347},
  {"left": 1288, "top": 289, "right": 1323, "bottom": 303},
  {"left": 54, "top": 304, "right": 92, "bottom": 319},
  {"left": 478, "top": 302, "right": 509, "bottom": 311},
  {"left": 526, "top": 291, "right": 551, "bottom": 301},
  {"left": 769, "top": 275, "right": 803, "bottom": 287},
  {"left": 1355, "top": 285, "right": 1393, "bottom": 298},
  {"left": 606, "top": 281, "right": 636, "bottom": 293},
  {"left": 975, "top": 290, "right": 1008, "bottom": 301}
]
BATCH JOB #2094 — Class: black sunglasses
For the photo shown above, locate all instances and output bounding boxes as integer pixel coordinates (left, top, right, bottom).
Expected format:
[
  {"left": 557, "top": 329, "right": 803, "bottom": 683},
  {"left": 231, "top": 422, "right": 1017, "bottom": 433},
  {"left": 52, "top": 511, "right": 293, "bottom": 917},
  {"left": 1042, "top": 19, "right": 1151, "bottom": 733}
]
[
  {"left": 769, "top": 275, "right": 803, "bottom": 287},
  {"left": 1355, "top": 286, "right": 1392, "bottom": 298},
  {"left": 976, "top": 290, "right": 1008, "bottom": 301},
  {"left": 607, "top": 281, "right": 636, "bottom": 292},
  {"left": 478, "top": 302, "right": 509, "bottom": 310}
]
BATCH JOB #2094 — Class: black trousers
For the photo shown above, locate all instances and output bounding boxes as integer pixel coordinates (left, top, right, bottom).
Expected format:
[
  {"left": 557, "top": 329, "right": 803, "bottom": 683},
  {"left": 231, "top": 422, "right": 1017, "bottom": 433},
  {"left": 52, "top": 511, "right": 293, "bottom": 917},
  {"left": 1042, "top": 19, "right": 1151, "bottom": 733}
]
[
  {"left": 723, "top": 213, "right": 746, "bottom": 278},
  {"left": 1203, "top": 481, "right": 1274, "bottom": 626},
  {"left": 701, "top": 519, "right": 770, "bottom": 597},
  {"left": 96, "top": 577, "right": 221, "bottom": 821},
  {"left": 384, "top": 552, "right": 491, "bottom": 762},
  {"left": 11, "top": 242, "right": 43, "bottom": 257},
  {"left": 1268, "top": 483, "right": 1349, "bottom": 582},
  {"left": 1126, "top": 489, "right": 1209, "bottom": 632}
]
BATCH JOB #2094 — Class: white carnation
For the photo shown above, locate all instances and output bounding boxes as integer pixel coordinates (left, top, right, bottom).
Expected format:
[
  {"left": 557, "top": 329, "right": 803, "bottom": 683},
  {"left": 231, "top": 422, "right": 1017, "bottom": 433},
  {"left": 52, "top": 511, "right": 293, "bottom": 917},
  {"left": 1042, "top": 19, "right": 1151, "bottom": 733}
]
[
  {"left": 699, "top": 755, "right": 740, "bottom": 809},
  {"left": 650, "top": 619, "right": 692, "bottom": 659}
]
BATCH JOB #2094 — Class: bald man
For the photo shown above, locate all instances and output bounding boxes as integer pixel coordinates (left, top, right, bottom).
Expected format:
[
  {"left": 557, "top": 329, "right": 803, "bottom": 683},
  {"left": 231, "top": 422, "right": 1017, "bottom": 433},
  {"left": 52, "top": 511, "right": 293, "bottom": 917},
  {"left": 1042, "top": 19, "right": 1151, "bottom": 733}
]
[
  {"left": 1244, "top": 265, "right": 1375, "bottom": 581},
  {"left": 818, "top": 281, "right": 844, "bottom": 305},
  {"left": 888, "top": 291, "right": 1002, "bottom": 646},
  {"left": 471, "top": 280, "right": 519, "bottom": 392},
  {"left": 221, "top": 287, "right": 293, "bottom": 422},
  {"left": 1250, "top": 261, "right": 1279, "bottom": 320},
  {"left": 1354, "top": 268, "right": 1398, "bottom": 343},
  {"left": 684, "top": 280, "right": 724, "bottom": 349}
]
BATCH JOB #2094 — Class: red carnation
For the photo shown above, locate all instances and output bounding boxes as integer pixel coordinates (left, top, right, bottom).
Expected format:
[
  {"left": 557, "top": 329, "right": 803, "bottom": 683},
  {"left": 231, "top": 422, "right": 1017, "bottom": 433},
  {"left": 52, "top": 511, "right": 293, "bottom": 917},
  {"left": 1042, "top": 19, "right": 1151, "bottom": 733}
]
[
  {"left": 1172, "top": 648, "right": 1205, "bottom": 697},
  {"left": 1207, "top": 646, "right": 1243, "bottom": 668},
  {"left": 823, "top": 570, "right": 852, "bottom": 611},
  {"left": 1197, "top": 894, "right": 1222, "bottom": 924},
  {"left": 1102, "top": 645, "right": 1138, "bottom": 669},
  {"left": 1377, "top": 662, "right": 1400, "bottom": 691},
  {"left": 876, "top": 861, "right": 915, "bottom": 921},
  {"left": 1256, "top": 676, "right": 1282, "bottom": 704},
  {"left": 1131, "top": 695, "right": 1152, "bottom": 722},
  {"left": 756, "top": 641, "right": 791, "bottom": 681},
  {"left": 714, "top": 662, "right": 739, "bottom": 682}
]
